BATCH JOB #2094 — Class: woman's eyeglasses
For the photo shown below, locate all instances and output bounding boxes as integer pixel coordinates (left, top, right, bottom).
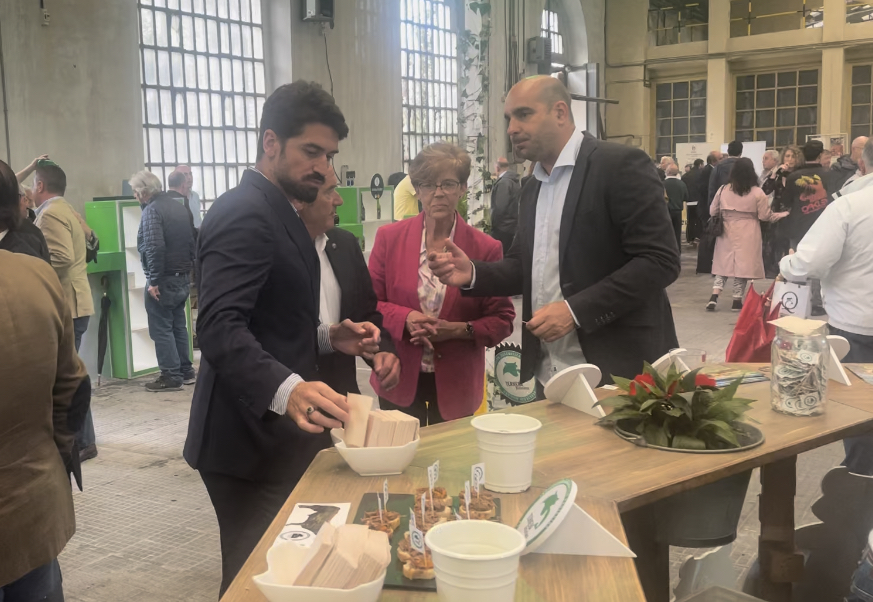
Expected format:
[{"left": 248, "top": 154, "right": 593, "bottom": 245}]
[{"left": 418, "top": 180, "right": 461, "bottom": 194}]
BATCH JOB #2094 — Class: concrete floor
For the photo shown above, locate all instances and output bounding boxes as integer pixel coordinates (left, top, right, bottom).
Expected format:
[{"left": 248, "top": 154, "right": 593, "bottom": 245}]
[{"left": 59, "top": 244, "right": 845, "bottom": 601}]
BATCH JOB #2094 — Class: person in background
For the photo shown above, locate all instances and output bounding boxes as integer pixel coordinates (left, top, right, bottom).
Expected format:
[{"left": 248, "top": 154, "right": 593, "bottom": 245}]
[
  {"left": 657, "top": 156, "right": 672, "bottom": 181},
  {"left": 429, "top": 76, "right": 680, "bottom": 392},
  {"left": 832, "top": 136, "right": 869, "bottom": 190},
  {"left": 167, "top": 169, "right": 198, "bottom": 240},
  {"left": 0, "top": 158, "right": 88, "bottom": 602},
  {"left": 698, "top": 151, "right": 722, "bottom": 216},
  {"left": 392, "top": 173, "right": 420, "bottom": 221},
  {"left": 174, "top": 165, "right": 202, "bottom": 229},
  {"left": 759, "top": 149, "right": 781, "bottom": 188},
  {"left": 132, "top": 170, "right": 196, "bottom": 392},
  {"left": 0, "top": 180, "right": 50, "bottom": 261},
  {"left": 31, "top": 161, "right": 98, "bottom": 462},
  {"left": 664, "top": 163, "right": 688, "bottom": 252},
  {"left": 706, "top": 158, "right": 787, "bottom": 312},
  {"left": 369, "top": 142, "right": 514, "bottom": 425},
  {"left": 781, "top": 140, "right": 834, "bottom": 315},
  {"left": 489, "top": 156, "right": 521, "bottom": 254},
  {"left": 708, "top": 140, "right": 743, "bottom": 206},
  {"left": 780, "top": 138, "right": 873, "bottom": 475},
  {"left": 684, "top": 164, "right": 692, "bottom": 174},
  {"left": 682, "top": 158, "right": 705, "bottom": 243}
]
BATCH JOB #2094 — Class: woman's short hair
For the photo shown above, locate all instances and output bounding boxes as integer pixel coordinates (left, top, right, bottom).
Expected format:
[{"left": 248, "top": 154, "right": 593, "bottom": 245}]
[
  {"left": 129, "top": 170, "right": 163, "bottom": 199},
  {"left": 409, "top": 142, "right": 471, "bottom": 187},
  {"left": 0, "top": 160, "right": 20, "bottom": 232},
  {"left": 781, "top": 145, "right": 805, "bottom": 169},
  {"left": 728, "top": 157, "right": 758, "bottom": 196}
]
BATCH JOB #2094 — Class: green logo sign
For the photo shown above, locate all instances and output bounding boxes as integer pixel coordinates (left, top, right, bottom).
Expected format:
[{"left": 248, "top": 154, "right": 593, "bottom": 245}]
[{"left": 494, "top": 344, "right": 536, "bottom": 405}]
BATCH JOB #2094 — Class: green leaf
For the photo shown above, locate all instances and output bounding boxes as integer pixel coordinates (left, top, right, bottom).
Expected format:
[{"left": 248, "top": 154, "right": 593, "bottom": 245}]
[
  {"left": 593, "top": 396, "right": 634, "bottom": 409},
  {"left": 611, "top": 375, "right": 633, "bottom": 393},
  {"left": 597, "top": 409, "right": 645, "bottom": 424},
  {"left": 643, "top": 362, "right": 667, "bottom": 391},
  {"left": 644, "top": 423, "right": 670, "bottom": 447},
  {"left": 670, "top": 394, "right": 694, "bottom": 419},
  {"left": 698, "top": 419, "right": 740, "bottom": 447},
  {"left": 672, "top": 435, "right": 706, "bottom": 450},
  {"left": 640, "top": 399, "right": 661, "bottom": 413},
  {"left": 711, "top": 376, "right": 744, "bottom": 402},
  {"left": 680, "top": 367, "right": 704, "bottom": 393},
  {"left": 663, "top": 407, "right": 684, "bottom": 417}
]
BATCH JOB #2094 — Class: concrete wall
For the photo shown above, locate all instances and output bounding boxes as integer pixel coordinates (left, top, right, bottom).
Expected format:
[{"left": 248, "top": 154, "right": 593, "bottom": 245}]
[
  {"left": 604, "top": 0, "right": 873, "bottom": 157},
  {"left": 0, "top": 0, "right": 143, "bottom": 213}
]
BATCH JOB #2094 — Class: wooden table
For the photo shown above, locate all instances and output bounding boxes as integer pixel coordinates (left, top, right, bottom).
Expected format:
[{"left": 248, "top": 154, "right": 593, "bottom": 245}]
[{"left": 222, "top": 366, "right": 873, "bottom": 602}]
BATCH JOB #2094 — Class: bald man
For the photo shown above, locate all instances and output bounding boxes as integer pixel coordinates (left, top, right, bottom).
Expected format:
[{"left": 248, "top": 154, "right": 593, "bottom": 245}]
[
  {"left": 832, "top": 136, "right": 869, "bottom": 190},
  {"left": 490, "top": 156, "right": 520, "bottom": 253},
  {"left": 429, "top": 76, "right": 680, "bottom": 392}
]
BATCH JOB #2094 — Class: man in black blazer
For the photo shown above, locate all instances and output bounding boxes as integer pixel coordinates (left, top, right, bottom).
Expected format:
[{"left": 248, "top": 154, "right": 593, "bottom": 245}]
[
  {"left": 184, "top": 81, "right": 381, "bottom": 596},
  {"left": 429, "top": 76, "right": 680, "bottom": 389},
  {"left": 291, "top": 172, "right": 400, "bottom": 398}
]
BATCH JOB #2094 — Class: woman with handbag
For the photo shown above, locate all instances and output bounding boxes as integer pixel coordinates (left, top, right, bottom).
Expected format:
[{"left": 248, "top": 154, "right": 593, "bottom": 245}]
[{"left": 706, "top": 158, "right": 788, "bottom": 312}]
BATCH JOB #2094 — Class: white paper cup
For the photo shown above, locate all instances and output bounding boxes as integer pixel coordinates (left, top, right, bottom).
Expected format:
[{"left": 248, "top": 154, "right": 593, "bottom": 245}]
[
  {"left": 425, "top": 520, "right": 526, "bottom": 602},
  {"left": 471, "top": 413, "right": 542, "bottom": 493}
]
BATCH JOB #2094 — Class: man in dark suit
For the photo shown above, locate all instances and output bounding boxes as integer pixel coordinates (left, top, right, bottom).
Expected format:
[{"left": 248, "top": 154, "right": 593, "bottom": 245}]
[
  {"left": 290, "top": 171, "right": 401, "bottom": 397},
  {"left": 183, "top": 81, "right": 381, "bottom": 596},
  {"left": 428, "top": 76, "right": 680, "bottom": 390},
  {"left": 708, "top": 140, "right": 742, "bottom": 205}
]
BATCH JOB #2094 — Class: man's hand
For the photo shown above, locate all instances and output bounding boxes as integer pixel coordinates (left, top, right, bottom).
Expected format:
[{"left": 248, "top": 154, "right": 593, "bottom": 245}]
[
  {"left": 287, "top": 381, "right": 349, "bottom": 434},
  {"left": 329, "top": 319, "right": 380, "bottom": 357},
  {"left": 148, "top": 285, "right": 160, "bottom": 301},
  {"left": 29, "top": 154, "right": 49, "bottom": 169},
  {"left": 373, "top": 352, "right": 401, "bottom": 390},
  {"left": 427, "top": 240, "right": 473, "bottom": 288},
  {"left": 526, "top": 301, "right": 576, "bottom": 343}
]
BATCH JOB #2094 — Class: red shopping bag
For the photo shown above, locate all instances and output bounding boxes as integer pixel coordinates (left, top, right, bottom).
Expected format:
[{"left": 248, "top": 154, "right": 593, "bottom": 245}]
[{"left": 725, "top": 283, "right": 781, "bottom": 363}]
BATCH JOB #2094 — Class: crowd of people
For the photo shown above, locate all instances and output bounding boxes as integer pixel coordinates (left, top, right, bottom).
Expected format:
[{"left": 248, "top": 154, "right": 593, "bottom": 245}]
[{"left": 3, "top": 70, "right": 873, "bottom": 600}]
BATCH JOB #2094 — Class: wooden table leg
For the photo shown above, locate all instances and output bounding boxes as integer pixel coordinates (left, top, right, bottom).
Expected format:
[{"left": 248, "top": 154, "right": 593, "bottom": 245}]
[
  {"left": 759, "top": 455, "right": 805, "bottom": 602},
  {"left": 622, "top": 504, "right": 670, "bottom": 602}
]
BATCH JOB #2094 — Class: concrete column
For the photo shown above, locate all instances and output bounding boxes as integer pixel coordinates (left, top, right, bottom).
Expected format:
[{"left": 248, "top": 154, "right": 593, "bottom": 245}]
[
  {"left": 707, "top": 0, "right": 731, "bottom": 54},
  {"left": 823, "top": 0, "right": 846, "bottom": 43},
  {"left": 706, "top": 58, "right": 731, "bottom": 147},
  {"left": 820, "top": 47, "right": 846, "bottom": 135}
]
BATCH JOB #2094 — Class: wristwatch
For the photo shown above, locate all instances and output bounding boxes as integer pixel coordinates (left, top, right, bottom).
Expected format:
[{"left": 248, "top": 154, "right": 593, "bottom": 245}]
[{"left": 465, "top": 322, "right": 474, "bottom": 338}]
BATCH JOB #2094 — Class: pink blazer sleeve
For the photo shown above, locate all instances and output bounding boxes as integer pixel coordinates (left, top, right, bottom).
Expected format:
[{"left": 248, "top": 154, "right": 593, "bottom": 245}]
[{"left": 369, "top": 227, "right": 412, "bottom": 344}]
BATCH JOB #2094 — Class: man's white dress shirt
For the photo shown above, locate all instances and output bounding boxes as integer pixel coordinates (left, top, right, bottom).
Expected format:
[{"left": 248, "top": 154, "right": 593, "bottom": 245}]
[{"left": 530, "top": 130, "right": 587, "bottom": 385}]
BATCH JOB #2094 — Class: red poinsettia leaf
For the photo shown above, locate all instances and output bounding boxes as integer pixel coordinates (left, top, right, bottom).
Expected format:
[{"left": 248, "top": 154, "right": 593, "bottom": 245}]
[{"left": 695, "top": 374, "right": 717, "bottom": 388}]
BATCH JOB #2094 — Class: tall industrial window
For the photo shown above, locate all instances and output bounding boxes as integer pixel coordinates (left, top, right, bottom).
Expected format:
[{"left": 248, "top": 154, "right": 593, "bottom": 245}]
[
  {"left": 850, "top": 65, "right": 873, "bottom": 140},
  {"left": 730, "top": 0, "right": 824, "bottom": 37},
  {"left": 734, "top": 70, "right": 819, "bottom": 149},
  {"left": 847, "top": 2, "right": 873, "bottom": 23},
  {"left": 138, "top": 0, "right": 266, "bottom": 216},
  {"left": 655, "top": 80, "right": 707, "bottom": 158},
  {"left": 400, "top": 0, "right": 459, "bottom": 168},
  {"left": 541, "top": 9, "right": 566, "bottom": 71},
  {"left": 648, "top": 1, "right": 709, "bottom": 46}
]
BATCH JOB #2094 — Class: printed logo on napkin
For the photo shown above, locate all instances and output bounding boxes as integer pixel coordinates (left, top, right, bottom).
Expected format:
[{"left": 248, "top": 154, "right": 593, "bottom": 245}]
[{"left": 275, "top": 503, "right": 350, "bottom": 546}]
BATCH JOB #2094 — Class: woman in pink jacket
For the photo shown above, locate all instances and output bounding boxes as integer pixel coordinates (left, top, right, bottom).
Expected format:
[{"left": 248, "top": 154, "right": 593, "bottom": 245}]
[
  {"left": 369, "top": 143, "right": 515, "bottom": 425},
  {"left": 706, "top": 157, "right": 788, "bottom": 312}
]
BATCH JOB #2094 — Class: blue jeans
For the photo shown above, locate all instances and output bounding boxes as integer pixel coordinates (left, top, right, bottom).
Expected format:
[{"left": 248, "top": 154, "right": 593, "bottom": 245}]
[
  {"left": 849, "top": 542, "right": 873, "bottom": 601},
  {"left": 144, "top": 275, "right": 192, "bottom": 381},
  {"left": 830, "top": 325, "right": 873, "bottom": 476},
  {"left": 0, "top": 558, "right": 64, "bottom": 602},
  {"left": 72, "top": 316, "right": 95, "bottom": 450}
]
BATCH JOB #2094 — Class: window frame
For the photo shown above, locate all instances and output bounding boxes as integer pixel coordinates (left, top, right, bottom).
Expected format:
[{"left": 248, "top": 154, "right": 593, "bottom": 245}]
[
  {"left": 653, "top": 77, "right": 709, "bottom": 159},
  {"left": 137, "top": 0, "right": 267, "bottom": 216},
  {"left": 849, "top": 64, "right": 873, "bottom": 140}
]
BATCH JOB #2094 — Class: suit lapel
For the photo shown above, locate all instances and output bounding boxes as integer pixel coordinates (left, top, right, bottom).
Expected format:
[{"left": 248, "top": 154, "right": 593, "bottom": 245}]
[
  {"left": 246, "top": 170, "right": 320, "bottom": 306},
  {"left": 558, "top": 132, "right": 597, "bottom": 268}
]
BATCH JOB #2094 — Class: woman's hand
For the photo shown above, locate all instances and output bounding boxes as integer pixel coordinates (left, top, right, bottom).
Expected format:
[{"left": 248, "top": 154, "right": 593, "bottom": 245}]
[
  {"left": 770, "top": 211, "right": 789, "bottom": 222},
  {"left": 406, "top": 311, "right": 438, "bottom": 338}
]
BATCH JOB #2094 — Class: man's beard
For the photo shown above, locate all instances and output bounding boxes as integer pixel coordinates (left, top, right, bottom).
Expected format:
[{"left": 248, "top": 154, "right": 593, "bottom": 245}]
[{"left": 277, "top": 172, "right": 324, "bottom": 204}]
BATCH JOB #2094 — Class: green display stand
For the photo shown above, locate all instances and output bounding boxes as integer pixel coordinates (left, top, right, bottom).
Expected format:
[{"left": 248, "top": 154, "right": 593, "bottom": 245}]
[
  {"left": 335, "top": 185, "right": 394, "bottom": 262},
  {"left": 85, "top": 198, "right": 193, "bottom": 380}
]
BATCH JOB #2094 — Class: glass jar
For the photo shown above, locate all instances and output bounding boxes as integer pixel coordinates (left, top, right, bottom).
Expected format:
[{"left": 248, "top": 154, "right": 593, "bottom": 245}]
[{"left": 771, "top": 323, "right": 829, "bottom": 416}]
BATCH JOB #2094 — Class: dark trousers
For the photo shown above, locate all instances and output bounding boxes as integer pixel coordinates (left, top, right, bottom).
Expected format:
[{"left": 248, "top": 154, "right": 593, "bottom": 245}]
[
  {"left": 830, "top": 325, "right": 873, "bottom": 476},
  {"left": 0, "top": 559, "right": 63, "bottom": 602},
  {"left": 72, "top": 316, "right": 95, "bottom": 451},
  {"left": 380, "top": 372, "right": 445, "bottom": 427},
  {"left": 685, "top": 204, "right": 699, "bottom": 243},
  {"left": 144, "top": 274, "right": 192, "bottom": 381},
  {"left": 669, "top": 211, "right": 683, "bottom": 252},
  {"left": 200, "top": 472, "right": 297, "bottom": 598}
]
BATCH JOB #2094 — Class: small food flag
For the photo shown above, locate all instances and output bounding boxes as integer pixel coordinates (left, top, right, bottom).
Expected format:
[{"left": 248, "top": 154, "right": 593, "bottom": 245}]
[{"left": 472, "top": 462, "right": 485, "bottom": 496}]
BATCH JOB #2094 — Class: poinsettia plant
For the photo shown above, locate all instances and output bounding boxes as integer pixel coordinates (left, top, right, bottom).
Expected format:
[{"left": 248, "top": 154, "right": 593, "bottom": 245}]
[{"left": 594, "top": 363, "right": 756, "bottom": 450}]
